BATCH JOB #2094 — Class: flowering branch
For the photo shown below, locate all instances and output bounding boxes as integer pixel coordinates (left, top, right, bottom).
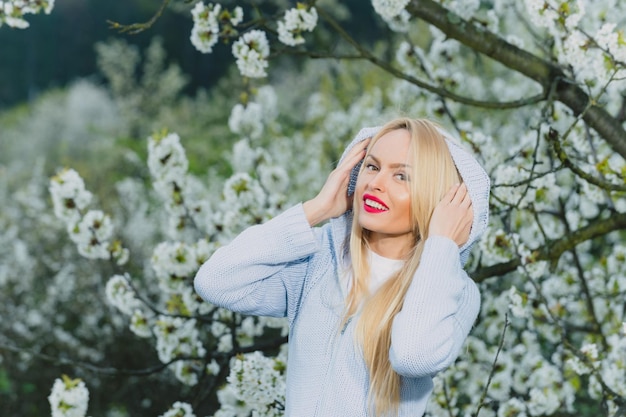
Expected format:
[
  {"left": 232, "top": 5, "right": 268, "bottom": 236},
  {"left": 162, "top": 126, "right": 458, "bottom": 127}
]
[
  {"left": 406, "top": 0, "right": 626, "bottom": 160},
  {"left": 562, "top": 338, "right": 626, "bottom": 409},
  {"left": 547, "top": 127, "right": 626, "bottom": 192},
  {"left": 314, "top": 6, "right": 547, "bottom": 110},
  {"left": 473, "top": 211, "right": 626, "bottom": 281}
]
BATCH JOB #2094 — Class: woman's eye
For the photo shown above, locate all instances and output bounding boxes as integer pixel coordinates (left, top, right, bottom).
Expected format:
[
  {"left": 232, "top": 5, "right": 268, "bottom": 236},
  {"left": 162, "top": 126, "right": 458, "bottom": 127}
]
[
  {"left": 366, "top": 164, "right": 378, "bottom": 171},
  {"left": 395, "top": 172, "right": 407, "bottom": 181}
]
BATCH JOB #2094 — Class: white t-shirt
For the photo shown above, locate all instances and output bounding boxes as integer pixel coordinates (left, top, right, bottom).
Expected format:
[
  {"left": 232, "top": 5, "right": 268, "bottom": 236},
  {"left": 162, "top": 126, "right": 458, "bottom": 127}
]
[
  {"left": 367, "top": 249, "right": 404, "bottom": 293},
  {"left": 342, "top": 249, "right": 405, "bottom": 294}
]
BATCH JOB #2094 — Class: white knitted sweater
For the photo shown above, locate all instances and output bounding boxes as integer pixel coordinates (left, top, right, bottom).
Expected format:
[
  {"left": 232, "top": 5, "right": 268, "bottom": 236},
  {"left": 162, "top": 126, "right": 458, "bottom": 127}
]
[{"left": 194, "top": 126, "right": 490, "bottom": 416}]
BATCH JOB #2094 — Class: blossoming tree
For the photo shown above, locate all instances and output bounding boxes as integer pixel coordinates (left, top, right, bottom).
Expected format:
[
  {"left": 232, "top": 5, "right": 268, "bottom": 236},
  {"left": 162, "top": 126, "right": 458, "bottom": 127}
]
[{"left": 2, "top": 0, "right": 626, "bottom": 416}]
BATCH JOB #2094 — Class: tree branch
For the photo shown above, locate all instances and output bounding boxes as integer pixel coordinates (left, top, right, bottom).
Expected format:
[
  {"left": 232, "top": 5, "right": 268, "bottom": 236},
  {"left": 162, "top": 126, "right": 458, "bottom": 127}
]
[
  {"left": 472, "top": 211, "right": 626, "bottom": 281},
  {"left": 315, "top": 7, "right": 546, "bottom": 110},
  {"left": 107, "top": 0, "right": 171, "bottom": 35},
  {"left": 547, "top": 127, "right": 626, "bottom": 191},
  {"left": 406, "top": 0, "right": 626, "bottom": 160}
]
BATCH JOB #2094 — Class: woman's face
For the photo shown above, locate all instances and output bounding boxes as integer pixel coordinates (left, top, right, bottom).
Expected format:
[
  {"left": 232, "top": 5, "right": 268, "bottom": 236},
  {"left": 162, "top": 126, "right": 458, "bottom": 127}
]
[{"left": 354, "top": 129, "right": 413, "bottom": 258}]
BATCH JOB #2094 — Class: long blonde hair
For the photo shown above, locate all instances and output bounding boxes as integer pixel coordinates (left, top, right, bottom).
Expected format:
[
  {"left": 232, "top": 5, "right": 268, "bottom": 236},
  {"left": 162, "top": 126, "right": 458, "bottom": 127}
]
[{"left": 344, "top": 118, "right": 461, "bottom": 416}]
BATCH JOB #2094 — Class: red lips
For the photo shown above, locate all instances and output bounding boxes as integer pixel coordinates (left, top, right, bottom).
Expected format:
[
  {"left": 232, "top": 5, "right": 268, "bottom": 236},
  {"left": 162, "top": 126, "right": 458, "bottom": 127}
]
[{"left": 363, "top": 193, "right": 389, "bottom": 213}]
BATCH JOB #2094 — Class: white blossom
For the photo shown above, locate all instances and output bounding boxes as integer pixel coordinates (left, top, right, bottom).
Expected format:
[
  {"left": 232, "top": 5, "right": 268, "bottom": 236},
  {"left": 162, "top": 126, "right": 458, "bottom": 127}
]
[
  {"left": 277, "top": 6, "right": 318, "bottom": 46},
  {"left": 147, "top": 132, "right": 189, "bottom": 187},
  {"left": 194, "top": 238, "right": 217, "bottom": 266},
  {"left": 229, "top": 102, "right": 264, "bottom": 139},
  {"left": 129, "top": 309, "right": 152, "bottom": 338},
  {"left": 444, "top": 0, "right": 480, "bottom": 20},
  {"left": 228, "top": 86, "right": 278, "bottom": 141},
  {"left": 105, "top": 274, "right": 143, "bottom": 316},
  {"left": 146, "top": 131, "right": 205, "bottom": 237},
  {"left": 580, "top": 342, "right": 599, "bottom": 361},
  {"left": 153, "top": 316, "right": 205, "bottom": 363},
  {"left": 152, "top": 241, "right": 198, "bottom": 291},
  {"left": 256, "top": 85, "right": 279, "bottom": 123},
  {"left": 395, "top": 41, "right": 424, "bottom": 76},
  {"left": 565, "top": 355, "right": 591, "bottom": 376},
  {"left": 216, "top": 350, "right": 287, "bottom": 417},
  {"left": 172, "top": 360, "right": 200, "bottom": 386},
  {"left": 232, "top": 30, "right": 270, "bottom": 78},
  {"left": 190, "top": 22, "right": 219, "bottom": 54},
  {"left": 159, "top": 401, "right": 196, "bottom": 417},
  {"left": 111, "top": 242, "right": 129, "bottom": 266},
  {"left": 381, "top": 9, "right": 411, "bottom": 32},
  {"left": 230, "top": 6, "right": 243, "bottom": 26},
  {"left": 497, "top": 397, "right": 527, "bottom": 417},
  {"left": 68, "top": 210, "right": 114, "bottom": 260},
  {"left": 190, "top": 2, "right": 221, "bottom": 54},
  {"left": 49, "top": 168, "right": 93, "bottom": 225},
  {"left": 222, "top": 172, "right": 267, "bottom": 209},
  {"left": 492, "top": 164, "right": 529, "bottom": 206},
  {"left": 258, "top": 164, "right": 289, "bottom": 195},
  {"left": 214, "top": 385, "right": 253, "bottom": 417},
  {"left": 48, "top": 375, "right": 89, "bottom": 417},
  {"left": 489, "top": 365, "right": 514, "bottom": 401},
  {"left": 206, "top": 359, "right": 220, "bottom": 375},
  {"left": 217, "top": 333, "right": 233, "bottom": 353},
  {"left": 523, "top": 0, "right": 560, "bottom": 29},
  {"left": 508, "top": 286, "right": 529, "bottom": 319},
  {"left": 479, "top": 228, "right": 519, "bottom": 265},
  {"left": 527, "top": 386, "right": 561, "bottom": 415},
  {"left": 232, "top": 139, "right": 259, "bottom": 172},
  {"left": 372, "top": 0, "right": 410, "bottom": 21},
  {"left": 1, "top": 0, "right": 55, "bottom": 29}
]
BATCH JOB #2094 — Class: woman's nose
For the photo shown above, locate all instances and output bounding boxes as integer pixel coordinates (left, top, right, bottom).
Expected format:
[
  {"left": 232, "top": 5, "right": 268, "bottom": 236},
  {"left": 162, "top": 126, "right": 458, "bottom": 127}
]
[{"left": 367, "top": 173, "right": 385, "bottom": 192}]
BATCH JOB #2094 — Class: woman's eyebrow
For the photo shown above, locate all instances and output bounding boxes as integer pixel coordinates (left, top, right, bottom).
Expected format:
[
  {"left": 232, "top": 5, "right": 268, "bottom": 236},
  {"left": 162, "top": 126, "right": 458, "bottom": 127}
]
[{"left": 365, "top": 154, "right": 411, "bottom": 169}]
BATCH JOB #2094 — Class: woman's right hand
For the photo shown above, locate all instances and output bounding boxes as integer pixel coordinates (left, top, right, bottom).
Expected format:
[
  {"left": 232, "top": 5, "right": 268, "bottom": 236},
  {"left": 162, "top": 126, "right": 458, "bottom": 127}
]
[{"left": 303, "top": 138, "right": 370, "bottom": 226}]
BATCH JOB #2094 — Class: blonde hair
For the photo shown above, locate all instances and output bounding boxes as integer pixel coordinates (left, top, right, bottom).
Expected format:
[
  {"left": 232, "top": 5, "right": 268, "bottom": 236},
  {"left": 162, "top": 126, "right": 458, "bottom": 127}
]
[{"left": 344, "top": 118, "right": 461, "bottom": 416}]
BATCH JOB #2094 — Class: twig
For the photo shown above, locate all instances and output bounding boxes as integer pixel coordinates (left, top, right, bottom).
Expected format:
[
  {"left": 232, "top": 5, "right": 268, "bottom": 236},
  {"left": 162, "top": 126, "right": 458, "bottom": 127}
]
[
  {"left": 441, "top": 378, "right": 457, "bottom": 417},
  {"left": 472, "top": 313, "right": 509, "bottom": 417},
  {"left": 567, "top": 243, "right": 609, "bottom": 351},
  {"left": 107, "top": 0, "right": 172, "bottom": 35}
]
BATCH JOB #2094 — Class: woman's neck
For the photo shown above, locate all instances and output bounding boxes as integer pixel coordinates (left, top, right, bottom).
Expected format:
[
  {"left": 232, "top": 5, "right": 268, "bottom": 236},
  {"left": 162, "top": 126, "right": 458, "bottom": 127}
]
[{"left": 367, "top": 234, "right": 412, "bottom": 260}]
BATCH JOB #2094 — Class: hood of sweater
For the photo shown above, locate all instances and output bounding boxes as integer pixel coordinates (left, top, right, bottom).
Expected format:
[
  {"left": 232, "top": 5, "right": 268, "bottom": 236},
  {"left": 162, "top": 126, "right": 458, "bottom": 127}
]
[{"left": 329, "top": 125, "right": 490, "bottom": 267}]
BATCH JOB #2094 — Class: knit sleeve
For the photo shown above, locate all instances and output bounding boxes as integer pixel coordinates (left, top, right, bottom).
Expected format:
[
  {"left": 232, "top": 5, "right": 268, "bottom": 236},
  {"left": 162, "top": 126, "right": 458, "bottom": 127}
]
[
  {"left": 388, "top": 236, "right": 481, "bottom": 378},
  {"left": 193, "top": 203, "right": 320, "bottom": 318}
]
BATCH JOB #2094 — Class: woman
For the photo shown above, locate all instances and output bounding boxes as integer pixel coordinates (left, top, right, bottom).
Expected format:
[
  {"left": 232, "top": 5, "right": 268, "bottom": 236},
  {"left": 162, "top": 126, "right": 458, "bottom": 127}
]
[{"left": 194, "top": 117, "right": 490, "bottom": 416}]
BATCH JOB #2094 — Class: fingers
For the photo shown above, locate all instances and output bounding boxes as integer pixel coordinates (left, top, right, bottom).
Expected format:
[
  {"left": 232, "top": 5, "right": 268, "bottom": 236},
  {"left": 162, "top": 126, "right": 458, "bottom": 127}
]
[
  {"left": 456, "top": 183, "right": 472, "bottom": 208},
  {"left": 305, "top": 139, "right": 371, "bottom": 225},
  {"left": 431, "top": 183, "right": 474, "bottom": 246},
  {"left": 445, "top": 183, "right": 472, "bottom": 208},
  {"left": 339, "top": 138, "right": 370, "bottom": 172},
  {"left": 330, "top": 138, "right": 370, "bottom": 190}
]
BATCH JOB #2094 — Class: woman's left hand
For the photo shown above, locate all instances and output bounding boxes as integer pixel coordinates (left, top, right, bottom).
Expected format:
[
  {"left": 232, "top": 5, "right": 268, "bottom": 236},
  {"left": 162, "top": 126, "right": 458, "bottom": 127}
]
[{"left": 429, "top": 183, "right": 473, "bottom": 247}]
